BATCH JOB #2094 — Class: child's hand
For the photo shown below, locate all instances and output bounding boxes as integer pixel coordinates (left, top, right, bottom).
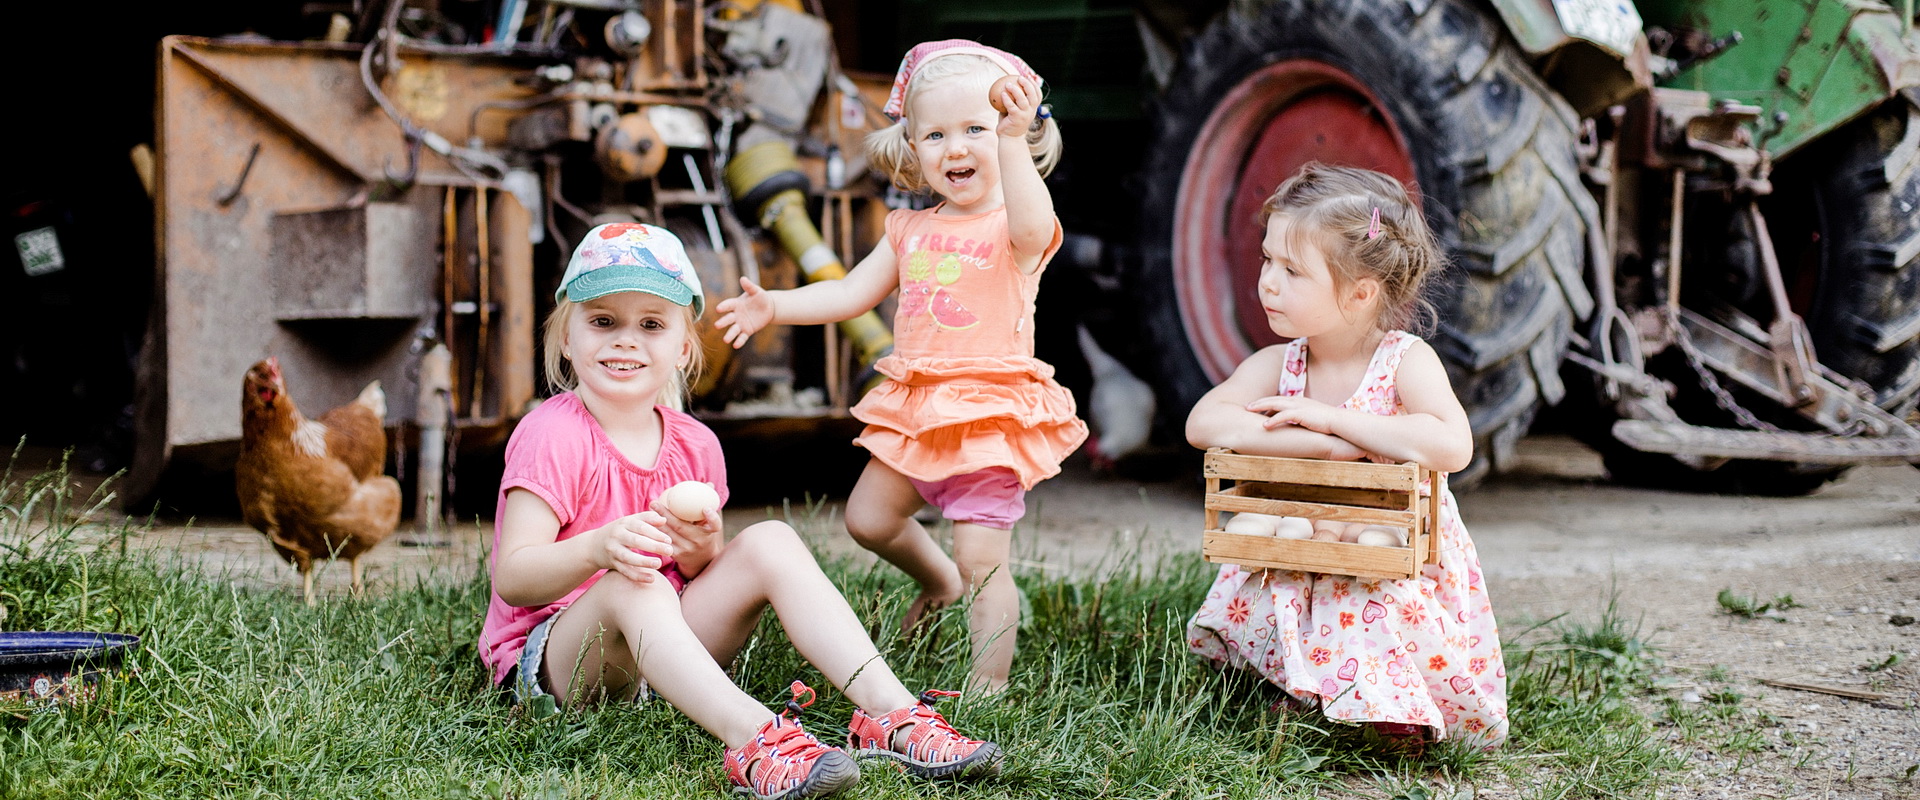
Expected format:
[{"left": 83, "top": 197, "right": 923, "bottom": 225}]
[
  {"left": 993, "top": 75, "right": 1040, "bottom": 138},
  {"left": 1250, "top": 395, "right": 1344, "bottom": 434},
  {"left": 645, "top": 500, "right": 723, "bottom": 578},
  {"left": 713, "top": 276, "right": 774, "bottom": 349},
  {"left": 595, "top": 513, "right": 676, "bottom": 584}
]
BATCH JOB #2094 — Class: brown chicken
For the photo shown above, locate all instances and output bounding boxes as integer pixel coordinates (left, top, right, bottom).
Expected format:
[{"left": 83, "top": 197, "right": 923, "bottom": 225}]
[{"left": 236, "top": 357, "right": 402, "bottom": 604}]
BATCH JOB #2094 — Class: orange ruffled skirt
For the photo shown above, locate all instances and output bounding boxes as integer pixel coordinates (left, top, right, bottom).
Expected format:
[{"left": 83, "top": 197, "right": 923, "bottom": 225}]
[{"left": 851, "top": 355, "right": 1087, "bottom": 490}]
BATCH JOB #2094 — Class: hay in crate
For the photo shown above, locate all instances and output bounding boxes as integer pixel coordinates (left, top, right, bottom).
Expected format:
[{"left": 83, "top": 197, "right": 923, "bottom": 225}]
[{"left": 1201, "top": 447, "right": 1440, "bottom": 580}]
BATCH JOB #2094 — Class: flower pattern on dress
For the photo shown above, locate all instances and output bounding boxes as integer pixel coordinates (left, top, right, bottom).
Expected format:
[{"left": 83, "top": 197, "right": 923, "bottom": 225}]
[
  {"left": 1185, "top": 331, "right": 1509, "bottom": 749},
  {"left": 1224, "top": 596, "right": 1252, "bottom": 626}
]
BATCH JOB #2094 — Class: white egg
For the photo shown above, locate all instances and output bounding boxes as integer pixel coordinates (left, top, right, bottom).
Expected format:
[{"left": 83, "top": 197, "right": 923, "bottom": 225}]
[
  {"left": 1354, "top": 526, "right": 1406, "bottom": 548},
  {"left": 662, "top": 480, "right": 720, "bottom": 521},
  {"left": 1223, "top": 512, "right": 1282, "bottom": 536},
  {"left": 1272, "top": 517, "right": 1314, "bottom": 539}
]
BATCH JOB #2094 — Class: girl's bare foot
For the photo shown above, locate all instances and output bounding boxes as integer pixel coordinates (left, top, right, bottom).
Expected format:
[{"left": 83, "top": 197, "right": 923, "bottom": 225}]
[{"left": 900, "top": 587, "right": 961, "bottom": 636}]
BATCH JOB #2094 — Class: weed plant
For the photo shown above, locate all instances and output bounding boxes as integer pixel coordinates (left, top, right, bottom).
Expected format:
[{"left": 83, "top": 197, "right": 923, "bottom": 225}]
[{"left": 1, "top": 450, "right": 1678, "bottom": 799}]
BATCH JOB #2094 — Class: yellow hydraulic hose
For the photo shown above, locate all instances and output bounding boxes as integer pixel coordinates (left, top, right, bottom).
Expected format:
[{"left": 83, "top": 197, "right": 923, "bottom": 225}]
[{"left": 725, "top": 141, "right": 894, "bottom": 371}]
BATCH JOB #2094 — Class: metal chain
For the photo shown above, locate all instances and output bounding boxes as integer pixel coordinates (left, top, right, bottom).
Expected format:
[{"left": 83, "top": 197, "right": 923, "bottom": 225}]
[{"left": 1666, "top": 309, "right": 1787, "bottom": 433}]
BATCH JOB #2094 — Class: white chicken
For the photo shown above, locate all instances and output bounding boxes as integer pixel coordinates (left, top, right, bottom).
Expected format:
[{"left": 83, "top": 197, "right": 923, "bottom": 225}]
[{"left": 1077, "top": 324, "right": 1156, "bottom": 472}]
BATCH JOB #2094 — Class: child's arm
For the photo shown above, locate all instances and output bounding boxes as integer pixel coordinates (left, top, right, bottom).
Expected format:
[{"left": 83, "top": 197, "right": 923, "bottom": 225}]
[
  {"left": 993, "top": 77, "right": 1055, "bottom": 274},
  {"left": 491, "top": 488, "right": 679, "bottom": 607},
  {"left": 1186, "top": 345, "right": 1372, "bottom": 461},
  {"left": 1250, "top": 339, "right": 1473, "bottom": 472},
  {"left": 714, "top": 236, "right": 900, "bottom": 349}
]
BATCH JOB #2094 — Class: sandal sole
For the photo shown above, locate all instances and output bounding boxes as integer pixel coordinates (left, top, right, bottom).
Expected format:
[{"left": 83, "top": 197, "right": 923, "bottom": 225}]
[
  {"left": 851, "top": 742, "right": 1003, "bottom": 780},
  {"left": 731, "top": 749, "right": 860, "bottom": 800}
]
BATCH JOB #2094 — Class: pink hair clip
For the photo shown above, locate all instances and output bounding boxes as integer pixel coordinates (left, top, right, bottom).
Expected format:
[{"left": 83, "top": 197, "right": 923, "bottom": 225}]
[{"left": 1366, "top": 206, "right": 1383, "bottom": 240}]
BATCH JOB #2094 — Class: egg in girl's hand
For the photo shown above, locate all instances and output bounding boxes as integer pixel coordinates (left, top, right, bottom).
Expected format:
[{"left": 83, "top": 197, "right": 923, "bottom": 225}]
[
  {"left": 989, "top": 74, "right": 1018, "bottom": 113},
  {"left": 661, "top": 480, "right": 720, "bottom": 522}
]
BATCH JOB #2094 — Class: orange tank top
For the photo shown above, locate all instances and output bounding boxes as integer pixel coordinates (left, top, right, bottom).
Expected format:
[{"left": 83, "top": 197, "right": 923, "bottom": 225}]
[{"left": 848, "top": 205, "right": 1087, "bottom": 489}]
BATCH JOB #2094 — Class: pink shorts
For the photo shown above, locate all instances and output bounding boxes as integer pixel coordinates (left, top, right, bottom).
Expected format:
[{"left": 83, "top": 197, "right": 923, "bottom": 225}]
[{"left": 909, "top": 467, "right": 1026, "bottom": 530}]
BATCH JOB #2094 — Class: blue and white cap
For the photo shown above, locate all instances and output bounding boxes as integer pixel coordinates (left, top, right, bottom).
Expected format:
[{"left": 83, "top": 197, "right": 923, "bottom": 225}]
[{"left": 557, "top": 223, "right": 705, "bottom": 317}]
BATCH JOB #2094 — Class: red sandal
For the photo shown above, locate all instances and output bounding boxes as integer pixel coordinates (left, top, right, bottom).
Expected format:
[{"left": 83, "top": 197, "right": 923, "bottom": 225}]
[
  {"left": 723, "top": 682, "right": 860, "bottom": 799},
  {"left": 847, "top": 690, "right": 1003, "bottom": 780}
]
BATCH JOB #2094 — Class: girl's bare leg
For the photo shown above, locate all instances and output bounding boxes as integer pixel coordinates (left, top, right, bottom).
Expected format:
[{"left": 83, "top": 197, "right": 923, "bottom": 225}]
[
  {"left": 952, "top": 522, "right": 1016, "bottom": 694},
  {"left": 844, "top": 459, "right": 965, "bottom": 629},
  {"left": 541, "top": 574, "right": 773, "bottom": 747},
  {"left": 679, "top": 521, "right": 918, "bottom": 715}
]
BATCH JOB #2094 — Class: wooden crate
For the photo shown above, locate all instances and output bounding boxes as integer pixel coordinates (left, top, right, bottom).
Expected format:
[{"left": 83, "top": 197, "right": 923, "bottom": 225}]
[{"left": 1201, "top": 448, "right": 1442, "bottom": 580}]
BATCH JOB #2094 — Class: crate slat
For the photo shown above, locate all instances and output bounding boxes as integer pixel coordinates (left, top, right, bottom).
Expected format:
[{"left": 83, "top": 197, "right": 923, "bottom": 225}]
[
  {"left": 1202, "top": 530, "right": 1417, "bottom": 580},
  {"left": 1217, "top": 482, "right": 1410, "bottom": 511},
  {"left": 1204, "top": 451, "right": 1417, "bottom": 491}
]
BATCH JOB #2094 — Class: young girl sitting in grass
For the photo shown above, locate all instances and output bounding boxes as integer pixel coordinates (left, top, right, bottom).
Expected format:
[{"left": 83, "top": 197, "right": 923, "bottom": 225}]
[
  {"left": 1183, "top": 164, "right": 1508, "bottom": 750},
  {"left": 479, "top": 223, "right": 1003, "bottom": 799}
]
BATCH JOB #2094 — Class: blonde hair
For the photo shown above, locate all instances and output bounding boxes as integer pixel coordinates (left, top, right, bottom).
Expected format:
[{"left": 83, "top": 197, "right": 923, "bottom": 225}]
[
  {"left": 1262, "top": 162, "right": 1445, "bottom": 334},
  {"left": 864, "top": 53, "right": 1063, "bottom": 194},
  {"left": 540, "top": 298, "right": 707, "bottom": 411}
]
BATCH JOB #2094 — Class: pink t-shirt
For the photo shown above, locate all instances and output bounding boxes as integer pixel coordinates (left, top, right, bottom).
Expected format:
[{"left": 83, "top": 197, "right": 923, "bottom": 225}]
[{"left": 477, "top": 392, "right": 729, "bottom": 685}]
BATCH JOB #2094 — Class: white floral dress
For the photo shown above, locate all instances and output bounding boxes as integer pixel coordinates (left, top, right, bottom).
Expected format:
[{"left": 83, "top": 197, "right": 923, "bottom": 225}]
[{"left": 1186, "top": 331, "right": 1509, "bottom": 748}]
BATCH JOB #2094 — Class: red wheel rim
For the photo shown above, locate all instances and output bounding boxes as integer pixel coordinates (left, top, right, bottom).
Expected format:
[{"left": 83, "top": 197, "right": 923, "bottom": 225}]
[{"left": 1173, "top": 59, "right": 1419, "bottom": 382}]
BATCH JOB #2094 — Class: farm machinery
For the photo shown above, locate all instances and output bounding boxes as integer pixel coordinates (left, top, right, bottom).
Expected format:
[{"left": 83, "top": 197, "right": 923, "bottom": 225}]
[{"left": 131, "top": 0, "right": 901, "bottom": 512}]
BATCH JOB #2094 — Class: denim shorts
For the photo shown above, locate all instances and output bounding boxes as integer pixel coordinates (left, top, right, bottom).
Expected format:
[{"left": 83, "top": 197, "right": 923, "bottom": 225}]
[
  {"left": 505, "top": 608, "right": 564, "bottom": 709},
  {"left": 504, "top": 606, "right": 650, "bottom": 710}
]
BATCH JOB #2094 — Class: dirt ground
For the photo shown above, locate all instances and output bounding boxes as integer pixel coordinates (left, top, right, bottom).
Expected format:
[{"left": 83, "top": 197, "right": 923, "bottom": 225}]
[{"left": 27, "top": 434, "right": 1920, "bottom": 798}]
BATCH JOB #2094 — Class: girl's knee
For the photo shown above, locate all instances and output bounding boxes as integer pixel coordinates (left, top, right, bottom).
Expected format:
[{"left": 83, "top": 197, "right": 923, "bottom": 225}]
[
  {"left": 730, "top": 521, "right": 815, "bottom": 566},
  {"left": 952, "top": 528, "right": 1012, "bottom": 587},
  {"left": 952, "top": 550, "right": 1010, "bottom": 587},
  {"left": 593, "top": 569, "right": 683, "bottom": 607},
  {"left": 843, "top": 507, "right": 902, "bottom": 549}
]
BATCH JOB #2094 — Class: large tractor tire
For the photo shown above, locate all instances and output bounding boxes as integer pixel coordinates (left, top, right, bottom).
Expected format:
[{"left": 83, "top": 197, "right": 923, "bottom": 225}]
[
  {"left": 1128, "top": 0, "right": 1597, "bottom": 487},
  {"left": 1592, "top": 97, "right": 1920, "bottom": 496},
  {"left": 1773, "top": 97, "right": 1920, "bottom": 416}
]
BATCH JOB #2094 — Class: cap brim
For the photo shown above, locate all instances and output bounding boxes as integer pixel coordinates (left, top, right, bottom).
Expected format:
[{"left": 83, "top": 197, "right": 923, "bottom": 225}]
[{"left": 561, "top": 263, "right": 702, "bottom": 316}]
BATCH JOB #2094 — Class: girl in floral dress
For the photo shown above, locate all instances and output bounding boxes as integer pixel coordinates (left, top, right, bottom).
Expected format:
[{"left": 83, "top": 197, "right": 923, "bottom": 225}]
[{"left": 1184, "top": 163, "right": 1507, "bottom": 749}]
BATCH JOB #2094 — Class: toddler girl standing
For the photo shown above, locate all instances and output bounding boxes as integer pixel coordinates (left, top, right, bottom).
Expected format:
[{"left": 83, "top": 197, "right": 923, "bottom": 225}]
[
  {"left": 1184, "top": 164, "right": 1508, "bottom": 749},
  {"left": 715, "top": 40, "right": 1086, "bottom": 694},
  {"left": 481, "top": 223, "right": 1003, "bottom": 800}
]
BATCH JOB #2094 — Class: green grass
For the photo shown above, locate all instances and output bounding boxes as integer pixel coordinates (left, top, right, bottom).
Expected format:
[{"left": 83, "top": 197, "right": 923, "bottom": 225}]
[
  {"left": 1, "top": 450, "right": 1681, "bottom": 799},
  {"left": 1714, "top": 588, "right": 1798, "bottom": 621}
]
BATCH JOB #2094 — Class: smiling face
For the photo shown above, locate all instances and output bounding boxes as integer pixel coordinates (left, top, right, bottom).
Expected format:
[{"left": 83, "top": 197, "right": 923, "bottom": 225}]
[
  {"left": 1257, "top": 214, "right": 1373, "bottom": 340},
  {"left": 562, "top": 291, "right": 693, "bottom": 409},
  {"left": 908, "top": 74, "right": 1005, "bottom": 214}
]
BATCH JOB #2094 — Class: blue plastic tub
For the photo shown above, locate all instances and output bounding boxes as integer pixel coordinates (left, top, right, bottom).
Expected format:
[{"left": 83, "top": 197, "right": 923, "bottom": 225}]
[{"left": 0, "top": 631, "right": 139, "bottom": 708}]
